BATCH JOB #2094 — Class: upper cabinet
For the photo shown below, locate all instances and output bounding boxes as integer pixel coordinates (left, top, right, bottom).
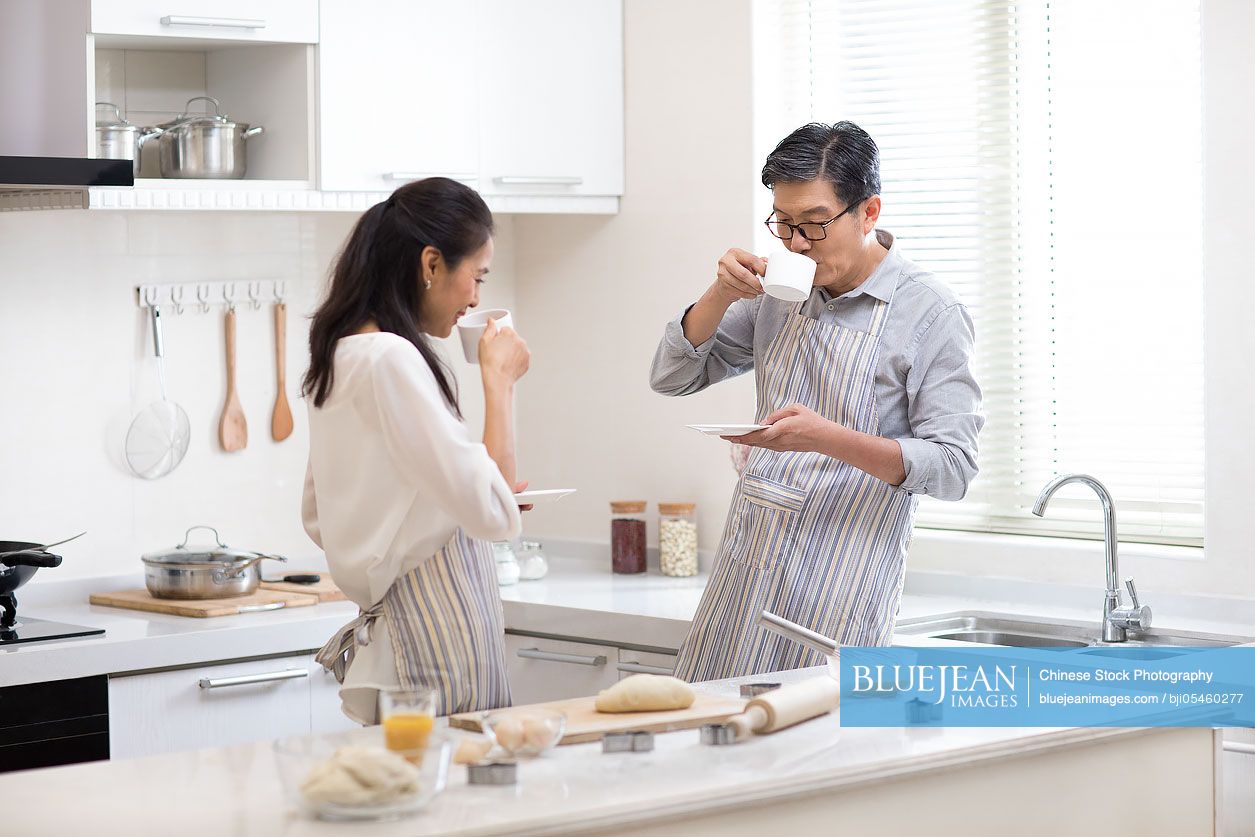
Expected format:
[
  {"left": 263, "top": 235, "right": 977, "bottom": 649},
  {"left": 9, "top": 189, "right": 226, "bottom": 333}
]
[
  {"left": 90, "top": 0, "right": 318, "bottom": 44},
  {"left": 317, "top": 0, "right": 480, "bottom": 193},
  {"left": 317, "top": 0, "right": 624, "bottom": 204},
  {"left": 0, "top": 0, "right": 624, "bottom": 213},
  {"left": 479, "top": 0, "right": 624, "bottom": 199}
]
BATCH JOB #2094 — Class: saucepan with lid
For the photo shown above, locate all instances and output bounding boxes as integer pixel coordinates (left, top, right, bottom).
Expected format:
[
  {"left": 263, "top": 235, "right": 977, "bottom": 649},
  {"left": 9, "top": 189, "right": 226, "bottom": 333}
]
[
  {"left": 95, "top": 102, "right": 161, "bottom": 175},
  {"left": 148, "top": 96, "right": 265, "bottom": 179},
  {"left": 142, "top": 526, "right": 286, "bottom": 599}
]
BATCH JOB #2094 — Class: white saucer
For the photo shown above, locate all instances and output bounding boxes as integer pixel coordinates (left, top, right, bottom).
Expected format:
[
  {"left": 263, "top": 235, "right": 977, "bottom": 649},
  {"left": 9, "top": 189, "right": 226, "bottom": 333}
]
[
  {"left": 686, "top": 423, "right": 768, "bottom": 436},
  {"left": 514, "top": 488, "right": 578, "bottom": 503}
]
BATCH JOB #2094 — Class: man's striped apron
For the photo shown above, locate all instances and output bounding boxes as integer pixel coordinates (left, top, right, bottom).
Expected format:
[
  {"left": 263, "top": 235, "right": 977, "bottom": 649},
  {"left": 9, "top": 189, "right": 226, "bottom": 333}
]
[
  {"left": 673, "top": 282, "right": 918, "bottom": 682},
  {"left": 317, "top": 529, "right": 511, "bottom": 716}
]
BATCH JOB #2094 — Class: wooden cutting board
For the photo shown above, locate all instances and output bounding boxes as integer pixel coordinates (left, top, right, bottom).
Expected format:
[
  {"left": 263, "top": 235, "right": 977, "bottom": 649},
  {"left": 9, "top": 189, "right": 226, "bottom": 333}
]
[
  {"left": 89, "top": 588, "right": 319, "bottom": 617},
  {"left": 449, "top": 692, "right": 747, "bottom": 745},
  {"left": 259, "top": 572, "right": 346, "bottom": 602}
]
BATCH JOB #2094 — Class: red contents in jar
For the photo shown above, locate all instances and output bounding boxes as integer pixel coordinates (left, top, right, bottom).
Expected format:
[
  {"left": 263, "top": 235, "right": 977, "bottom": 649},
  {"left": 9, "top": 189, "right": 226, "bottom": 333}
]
[{"left": 611, "top": 518, "right": 647, "bottom": 574}]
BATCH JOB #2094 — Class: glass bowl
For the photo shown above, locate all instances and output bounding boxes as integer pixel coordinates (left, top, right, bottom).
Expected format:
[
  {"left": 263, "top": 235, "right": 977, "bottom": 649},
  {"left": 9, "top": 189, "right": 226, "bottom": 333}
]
[
  {"left": 273, "top": 730, "right": 452, "bottom": 822},
  {"left": 480, "top": 709, "right": 567, "bottom": 757}
]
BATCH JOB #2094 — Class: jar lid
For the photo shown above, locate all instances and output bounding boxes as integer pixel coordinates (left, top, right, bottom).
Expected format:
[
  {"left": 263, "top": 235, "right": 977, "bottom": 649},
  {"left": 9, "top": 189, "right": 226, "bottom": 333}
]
[
  {"left": 610, "top": 501, "right": 646, "bottom": 514},
  {"left": 658, "top": 503, "right": 696, "bottom": 515}
]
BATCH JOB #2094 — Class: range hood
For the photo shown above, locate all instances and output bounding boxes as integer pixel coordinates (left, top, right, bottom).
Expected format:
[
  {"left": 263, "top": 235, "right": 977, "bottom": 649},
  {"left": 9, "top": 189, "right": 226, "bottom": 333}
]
[{"left": 0, "top": 156, "right": 133, "bottom": 189}]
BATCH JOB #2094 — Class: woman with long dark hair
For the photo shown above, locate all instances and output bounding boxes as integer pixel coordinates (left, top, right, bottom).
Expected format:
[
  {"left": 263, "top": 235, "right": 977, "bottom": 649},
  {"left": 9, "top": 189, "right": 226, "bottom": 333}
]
[{"left": 304, "top": 178, "right": 529, "bottom": 722}]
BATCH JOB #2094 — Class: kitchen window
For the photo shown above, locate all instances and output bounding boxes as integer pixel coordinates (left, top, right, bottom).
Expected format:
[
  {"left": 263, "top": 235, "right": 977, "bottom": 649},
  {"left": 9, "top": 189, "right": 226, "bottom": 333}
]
[{"left": 754, "top": 0, "right": 1205, "bottom": 546}]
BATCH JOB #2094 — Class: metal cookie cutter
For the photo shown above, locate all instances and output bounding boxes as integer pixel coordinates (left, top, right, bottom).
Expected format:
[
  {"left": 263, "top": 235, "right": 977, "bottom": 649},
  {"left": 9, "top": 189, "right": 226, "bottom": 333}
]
[
  {"left": 699, "top": 723, "right": 738, "bottom": 746},
  {"left": 602, "top": 730, "right": 655, "bottom": 753},
  {"left": 467, "top": 761, "right": 518, "bottom": 786},
  {"left": 739, "top": 682, "right": 782, "bottom": 698}
]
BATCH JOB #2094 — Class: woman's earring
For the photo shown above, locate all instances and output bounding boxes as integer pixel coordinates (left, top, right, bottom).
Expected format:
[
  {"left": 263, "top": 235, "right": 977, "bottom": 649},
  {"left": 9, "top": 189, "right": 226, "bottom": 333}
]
[{"left": 424, "top": 278, "right": 432, "bottom": 290}]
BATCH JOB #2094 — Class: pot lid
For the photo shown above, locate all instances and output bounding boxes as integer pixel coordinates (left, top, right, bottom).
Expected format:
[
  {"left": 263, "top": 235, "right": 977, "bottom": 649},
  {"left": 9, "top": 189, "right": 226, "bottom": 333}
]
[
  {"left": 141, "top": 526, "right": 259, "bottom": 565},
  {"left": 157, "top": 96, "right": 244, "bottom": 130},
  {"left": 95, "top": 102, "right": 136, "bottom": 129}
]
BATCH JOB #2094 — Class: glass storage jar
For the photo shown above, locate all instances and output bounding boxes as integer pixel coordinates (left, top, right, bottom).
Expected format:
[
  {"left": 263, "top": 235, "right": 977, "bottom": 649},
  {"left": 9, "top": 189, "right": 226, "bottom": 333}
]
[
  {"left": 517, "top": 540, "right": 549, "bottom": 581},
  {"left": 493, "top": 541, "right": 520, "bottom": 586},
  {"left": 658, "top": 503, "right": 698, "bottom": 577},
  {"left": 609, "top": 501, "right": 647, "bottom": 574}
]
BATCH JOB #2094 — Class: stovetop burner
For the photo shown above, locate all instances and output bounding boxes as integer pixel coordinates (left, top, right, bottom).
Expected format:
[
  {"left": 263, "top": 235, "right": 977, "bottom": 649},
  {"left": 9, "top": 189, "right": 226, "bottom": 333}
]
[{"left": 0, "top": 616, "right": 104, "bottom": 646}]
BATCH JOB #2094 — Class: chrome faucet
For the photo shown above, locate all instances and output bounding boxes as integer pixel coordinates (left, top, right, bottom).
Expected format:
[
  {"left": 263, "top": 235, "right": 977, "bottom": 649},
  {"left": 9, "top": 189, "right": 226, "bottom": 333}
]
[{"left": 1031, "top": 474, "right": 1151, "bottom": 642}]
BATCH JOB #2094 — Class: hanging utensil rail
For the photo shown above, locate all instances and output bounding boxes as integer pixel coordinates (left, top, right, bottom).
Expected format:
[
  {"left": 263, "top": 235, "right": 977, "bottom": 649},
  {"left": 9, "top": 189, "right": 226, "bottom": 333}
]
[{"left": 135, "top": 280, "right": 288, "bottom": 313}]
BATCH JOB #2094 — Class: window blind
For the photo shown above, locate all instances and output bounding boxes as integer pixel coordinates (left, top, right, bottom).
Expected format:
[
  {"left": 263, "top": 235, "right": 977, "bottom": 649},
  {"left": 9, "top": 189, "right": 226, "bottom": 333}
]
[{"left": 754, "top": 0, "right": 1204, "bottom": 545}]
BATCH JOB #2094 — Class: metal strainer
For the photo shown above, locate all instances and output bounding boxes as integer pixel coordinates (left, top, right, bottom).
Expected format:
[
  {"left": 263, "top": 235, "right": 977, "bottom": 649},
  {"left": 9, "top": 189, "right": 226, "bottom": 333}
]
[{"left": 126, "top": 306, "right": 191, "bottom": 479}]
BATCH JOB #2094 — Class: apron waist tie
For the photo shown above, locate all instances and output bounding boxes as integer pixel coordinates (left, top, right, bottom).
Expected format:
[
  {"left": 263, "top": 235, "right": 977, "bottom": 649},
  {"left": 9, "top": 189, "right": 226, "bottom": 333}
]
[{"left": 315, "top": 601, "right": 384, "bottom": 684}]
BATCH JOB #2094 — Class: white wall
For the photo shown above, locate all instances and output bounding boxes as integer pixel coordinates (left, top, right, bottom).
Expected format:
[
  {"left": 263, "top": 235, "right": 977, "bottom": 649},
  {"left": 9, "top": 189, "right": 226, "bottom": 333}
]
[
  {"left": 510, "top": 0, "right": 757, "bottom": 557},
  {"left": 0, "top": 210, "right": 517, "bottom": 581}
]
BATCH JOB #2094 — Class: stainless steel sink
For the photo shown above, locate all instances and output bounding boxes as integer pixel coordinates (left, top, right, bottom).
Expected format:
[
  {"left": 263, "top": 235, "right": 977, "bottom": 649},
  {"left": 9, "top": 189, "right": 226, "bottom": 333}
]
[{"left": 895, "top": 611, "right": 1254, "bottom": 650}]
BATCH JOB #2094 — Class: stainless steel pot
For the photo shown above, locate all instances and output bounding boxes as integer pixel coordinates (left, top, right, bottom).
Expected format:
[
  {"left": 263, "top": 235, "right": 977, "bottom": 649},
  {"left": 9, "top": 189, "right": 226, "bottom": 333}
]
[
  {"left": 142, "top": 526, "right": 286, "bottom": 599},
  {"left": 94, "top": 102, "right": 160, "bottom": 176},
  {"left": 150, "top": 96, "right": 264, "bottom": 180}
]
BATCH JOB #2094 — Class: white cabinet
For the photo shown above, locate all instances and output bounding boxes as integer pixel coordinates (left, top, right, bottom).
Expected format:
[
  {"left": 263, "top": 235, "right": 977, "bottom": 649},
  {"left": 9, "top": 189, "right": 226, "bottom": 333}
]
[
  {"left": 317, "top": 0, "right": 480, "bottom": 192},
  {"left": 310, "top": 659, "right": 361, "bottom": 734},
  {"left": 479, "top": 0, "right": 624, "bottom": 197},
  {"left": 616, "top": 649, "right": 678, "bottom": 680},
  {"left": 317, "top": 0, "right": 624, "bottom": 202},
  {"left": 109, "top": 653, "right": 313, "bottom": 759},
  {"left": 504, "top": 633, "right": 621, "bottom": 704},
  {"left": 91, "top": 0, "right": 318, "bottom": 44}
]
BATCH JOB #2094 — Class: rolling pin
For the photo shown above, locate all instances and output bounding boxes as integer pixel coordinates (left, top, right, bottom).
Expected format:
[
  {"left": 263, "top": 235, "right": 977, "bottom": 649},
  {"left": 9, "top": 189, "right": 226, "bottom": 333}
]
[{"left": 726, "top": 676, "right": 841, "bottom": 740}]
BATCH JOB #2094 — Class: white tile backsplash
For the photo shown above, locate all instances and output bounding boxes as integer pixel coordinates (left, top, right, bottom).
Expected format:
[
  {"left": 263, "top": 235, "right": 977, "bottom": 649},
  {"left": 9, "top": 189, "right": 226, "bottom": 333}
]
[
  {"left": 0, "top": 210, "right": 517, "bottom": 585},
  {"left": 122, "top": 50, "right": 207, "bottom": 116}
]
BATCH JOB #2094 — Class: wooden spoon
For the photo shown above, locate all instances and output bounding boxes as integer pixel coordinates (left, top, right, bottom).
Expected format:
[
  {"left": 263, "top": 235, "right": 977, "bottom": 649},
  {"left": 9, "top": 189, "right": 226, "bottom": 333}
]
[
  {"left": 218, "top": 306, "right": 248, "bottom": 452},
  {"left": 271, "top": 302, "right": 294, "bottom": 442}
]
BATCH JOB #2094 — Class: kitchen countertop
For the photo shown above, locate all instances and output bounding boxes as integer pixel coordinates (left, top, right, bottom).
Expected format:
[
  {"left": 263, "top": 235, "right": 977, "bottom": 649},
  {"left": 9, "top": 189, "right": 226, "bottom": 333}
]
[
  {"left": 0, "top": 663, "right": 1171, "bottom": 836},
  {"left": 6, "top": 554, "right": 1255, "bottom": 688}
]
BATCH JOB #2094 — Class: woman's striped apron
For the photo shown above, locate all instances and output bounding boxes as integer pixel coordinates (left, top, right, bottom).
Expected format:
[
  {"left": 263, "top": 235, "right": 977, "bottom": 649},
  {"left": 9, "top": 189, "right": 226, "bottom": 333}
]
[
  {"left": 317, "top": 528, "right": 511, "bottom": 716},
  {"left": 673, "top": 282, "right": 918, "bottom": 682}
]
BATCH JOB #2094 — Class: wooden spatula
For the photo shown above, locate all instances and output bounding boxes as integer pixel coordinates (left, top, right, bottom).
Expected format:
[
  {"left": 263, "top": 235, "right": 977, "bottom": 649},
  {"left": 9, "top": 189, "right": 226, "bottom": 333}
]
[
  {"left": 218, "top": 307, "right": 248, "bottom": 452},
  {"left": 271, "top": 302, "right": 294, "bottom": 442}
]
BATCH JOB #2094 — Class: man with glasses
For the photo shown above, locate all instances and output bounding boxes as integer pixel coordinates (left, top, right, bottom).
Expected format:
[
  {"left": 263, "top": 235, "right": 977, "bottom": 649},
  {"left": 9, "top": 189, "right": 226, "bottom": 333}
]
[{"left": 650, "top": 121, "right": 983, "bottom": 682}]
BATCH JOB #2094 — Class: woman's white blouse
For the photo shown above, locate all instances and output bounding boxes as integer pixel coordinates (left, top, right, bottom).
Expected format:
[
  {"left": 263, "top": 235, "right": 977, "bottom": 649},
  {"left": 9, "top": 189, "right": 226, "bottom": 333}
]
[{"left": 302, "top": 331, "right": 520, "bottom": 722}]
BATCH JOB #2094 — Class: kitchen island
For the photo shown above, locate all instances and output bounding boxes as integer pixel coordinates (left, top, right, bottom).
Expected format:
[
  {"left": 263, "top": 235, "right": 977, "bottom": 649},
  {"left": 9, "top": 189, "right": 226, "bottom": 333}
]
[{"left": 0, "top": 665, "right": 1218, "bottom": 836}]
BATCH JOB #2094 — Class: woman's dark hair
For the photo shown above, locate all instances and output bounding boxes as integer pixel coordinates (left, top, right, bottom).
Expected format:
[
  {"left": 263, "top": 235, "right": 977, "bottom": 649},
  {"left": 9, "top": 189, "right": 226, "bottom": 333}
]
[
  {"left": 303, "top": 177, "right": 494, "bottom": 412},
  {"left": 761, "top": 121, "right": 881, "bottom": 207}
]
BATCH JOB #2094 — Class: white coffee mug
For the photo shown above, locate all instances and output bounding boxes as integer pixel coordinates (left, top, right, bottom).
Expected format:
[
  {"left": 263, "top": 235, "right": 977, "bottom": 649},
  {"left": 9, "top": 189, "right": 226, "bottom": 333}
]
[
  {"left": 762, "top": 250, "right": 817, "bottom": 302},
  {"left": 456, "top": 308, "right": 514, "bottom": 364}
]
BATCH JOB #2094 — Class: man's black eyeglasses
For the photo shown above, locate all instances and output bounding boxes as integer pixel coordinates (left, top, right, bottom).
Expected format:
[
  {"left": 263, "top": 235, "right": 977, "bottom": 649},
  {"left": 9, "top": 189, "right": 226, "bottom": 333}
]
[{"left": 764, "top": 196, "right": 868, "bottom": 241}]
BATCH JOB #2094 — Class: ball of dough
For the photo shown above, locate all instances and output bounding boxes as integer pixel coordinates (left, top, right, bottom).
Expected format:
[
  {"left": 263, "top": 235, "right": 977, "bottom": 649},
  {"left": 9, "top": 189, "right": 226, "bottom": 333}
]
[
  {"left": 452, "top": 735, "right": 493, "bottom": 765},
  {"left": 490, "top": 716, "right": 525, "bottom": 752},
  {"left": 522, "top": 716, "right": 557, "bottom": 751},
  {"left": 300, "top": 746, "right": 422, "bottom": 807},
  {"left": 595, "top": 674, "right": 695, "bottom": 713}
]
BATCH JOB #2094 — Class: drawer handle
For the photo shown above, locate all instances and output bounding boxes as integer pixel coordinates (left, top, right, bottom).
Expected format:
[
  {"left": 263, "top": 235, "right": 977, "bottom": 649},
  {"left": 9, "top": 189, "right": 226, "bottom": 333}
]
[
  {"left": 198, "top": 669, "right": 308, "bottom": 689},
  {"left": 384, "top": 172, "right": 477, "bottom": 184},
  {"left": 1225, "top": 742, "right": 1255, "bottom": 756},
  {"left": 493, "top": 176, "right": 583, "bottom": 186},
  {"left": 516, "top": 648, "right": 606, "bottom": 667},
  {"left": 160, "top": 15, "right": 267, "bottom": 29},
  {"left": 616, "top": 662, "right": 676, "bottom": 676}
]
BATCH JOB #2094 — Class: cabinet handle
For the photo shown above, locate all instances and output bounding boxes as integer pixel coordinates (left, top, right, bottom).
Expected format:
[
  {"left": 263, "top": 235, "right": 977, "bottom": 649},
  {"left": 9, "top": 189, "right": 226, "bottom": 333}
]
[
  {"left": 616, "top": 662, "right": 676, "bottom": 676},
  {"left": 1225, "top": 742, "right": 1255, "bottom": 756},
  {"left": 198, "top": 669, "right": 308, "bottom": 689},
  {"left": 160, "top": 15, "right": 267, "bottom": 29},
  {"left": 493, "top": 176, "right": 583, "bottom": 186},
  {"left": 516, "top": 648, "right": 606, "bottom": 667},
  {"left": 383, "top": 172, "right": 477, "bottom": 184}
]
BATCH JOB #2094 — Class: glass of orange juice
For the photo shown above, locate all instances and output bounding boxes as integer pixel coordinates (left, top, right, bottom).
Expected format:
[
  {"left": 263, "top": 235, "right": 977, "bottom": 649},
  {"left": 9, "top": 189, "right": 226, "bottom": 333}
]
[{"left": 379, "top": 687, "right": 437, "bottom": 764}]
